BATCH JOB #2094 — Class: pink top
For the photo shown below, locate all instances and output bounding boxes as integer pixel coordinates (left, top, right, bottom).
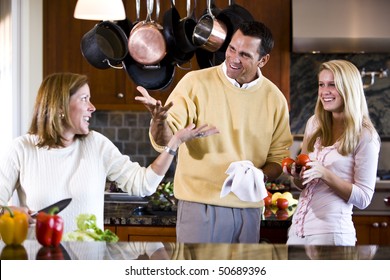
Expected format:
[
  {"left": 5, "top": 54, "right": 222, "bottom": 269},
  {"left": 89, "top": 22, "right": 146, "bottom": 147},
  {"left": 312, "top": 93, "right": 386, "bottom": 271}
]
[{"left": 291, "top": 116, "right": 380, "bottom": 237}]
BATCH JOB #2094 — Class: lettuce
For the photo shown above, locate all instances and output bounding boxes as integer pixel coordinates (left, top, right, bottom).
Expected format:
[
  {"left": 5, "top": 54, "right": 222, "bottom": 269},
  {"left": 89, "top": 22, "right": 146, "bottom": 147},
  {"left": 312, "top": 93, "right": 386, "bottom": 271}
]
[{"left": 62, "top": 214, "right": 119, "bottom": 242}]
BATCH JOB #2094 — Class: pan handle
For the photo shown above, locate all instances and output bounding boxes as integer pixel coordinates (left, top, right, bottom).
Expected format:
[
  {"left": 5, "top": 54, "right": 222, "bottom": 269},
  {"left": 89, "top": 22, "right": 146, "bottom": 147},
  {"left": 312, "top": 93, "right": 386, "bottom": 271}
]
[
  {"left": 207, "top": 0, "right": 215, "bottom": 19},
  {"left": 104, "top": 59, "right": 123, "bottom": 69},
  {"left": 155, "top": 0, "right": 160, "bottom": 21},
  {"left": 146, "top": 0, "right": 154, "bottom": 23},
  {"left": 136, "top": 0, "right": 140, "bottom": 22},
  {"left": 186, "top": 0, "right": 191, "bottom": 17}
]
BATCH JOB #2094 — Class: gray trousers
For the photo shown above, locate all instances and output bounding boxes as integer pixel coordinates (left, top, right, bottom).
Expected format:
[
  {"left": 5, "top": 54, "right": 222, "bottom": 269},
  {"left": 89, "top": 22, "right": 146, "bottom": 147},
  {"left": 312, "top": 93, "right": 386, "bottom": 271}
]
[{"left": 176, "top": 200, "right": 261, "bottom": 243}]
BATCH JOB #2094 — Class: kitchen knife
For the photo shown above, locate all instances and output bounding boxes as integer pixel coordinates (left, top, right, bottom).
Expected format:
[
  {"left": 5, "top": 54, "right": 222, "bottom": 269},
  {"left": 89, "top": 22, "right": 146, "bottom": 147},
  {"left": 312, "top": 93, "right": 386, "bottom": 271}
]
[{"left": 31, "top": 198, "right": 72, "bottom": 218}]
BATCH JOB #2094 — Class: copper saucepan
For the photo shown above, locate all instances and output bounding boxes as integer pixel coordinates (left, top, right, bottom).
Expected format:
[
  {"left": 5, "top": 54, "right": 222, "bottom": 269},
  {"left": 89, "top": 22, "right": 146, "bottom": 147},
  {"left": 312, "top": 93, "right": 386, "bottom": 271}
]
[
  {"left": 128, "top": 0, "right": 166, "bottom": 65},
  {"left": 192, "top": 0, "right": 227, "bottom": 52}
]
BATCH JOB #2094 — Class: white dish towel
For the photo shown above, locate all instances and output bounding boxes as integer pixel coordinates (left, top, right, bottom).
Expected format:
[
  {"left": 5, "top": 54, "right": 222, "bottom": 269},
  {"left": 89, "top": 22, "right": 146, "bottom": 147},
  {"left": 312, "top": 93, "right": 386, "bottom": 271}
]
[{"left": 220, "top": 160, "right": 268, "bottom": 202}]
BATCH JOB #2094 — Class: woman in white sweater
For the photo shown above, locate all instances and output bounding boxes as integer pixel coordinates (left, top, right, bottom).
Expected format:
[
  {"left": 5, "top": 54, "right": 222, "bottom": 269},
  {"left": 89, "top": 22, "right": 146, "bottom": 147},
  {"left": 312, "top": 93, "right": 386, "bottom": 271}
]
[{"left": 0, "top": 72, "right": 218, "bottom": 233}]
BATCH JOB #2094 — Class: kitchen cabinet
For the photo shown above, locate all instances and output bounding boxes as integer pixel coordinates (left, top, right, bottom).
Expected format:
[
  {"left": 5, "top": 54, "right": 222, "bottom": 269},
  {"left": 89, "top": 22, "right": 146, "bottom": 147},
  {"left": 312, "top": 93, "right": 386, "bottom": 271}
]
[
  {"left": 260, "top": 227, "right": 289, "bottom": 244},
  {"left": 353, "top": 215, "right": 390, "bottom": 245},
  {"left": 109, "top": 224, "right": 289, "bottom": 243},
  {"left": 104, "top": 225, "right": 117, "bottom": 234},
  {"left": 43, "top": 0, "right": 291, "bottom": 111},
  {"left": 115, "top": 225, "right": 176, "bottom": 242}
]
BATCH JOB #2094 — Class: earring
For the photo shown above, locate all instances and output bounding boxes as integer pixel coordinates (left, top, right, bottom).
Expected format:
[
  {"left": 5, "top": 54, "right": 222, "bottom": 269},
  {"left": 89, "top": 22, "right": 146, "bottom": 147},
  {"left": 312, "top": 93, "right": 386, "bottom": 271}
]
[{"left": 59, "top": 113, "right": 65, "bottom": 119}]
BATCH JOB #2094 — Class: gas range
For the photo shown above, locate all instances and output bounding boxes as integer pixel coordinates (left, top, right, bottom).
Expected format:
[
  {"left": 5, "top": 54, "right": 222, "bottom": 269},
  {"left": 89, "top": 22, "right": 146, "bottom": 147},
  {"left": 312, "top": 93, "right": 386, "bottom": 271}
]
[{"left": 377, "top": 170, "right": 390, "bottom": 181}]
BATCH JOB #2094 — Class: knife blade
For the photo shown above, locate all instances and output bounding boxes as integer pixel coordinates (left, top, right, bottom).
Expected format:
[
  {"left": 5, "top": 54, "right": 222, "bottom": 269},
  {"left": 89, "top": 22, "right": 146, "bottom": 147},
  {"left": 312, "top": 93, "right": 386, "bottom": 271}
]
[{"left": 31, "top": 198, "right": 72, "bottom": 218}]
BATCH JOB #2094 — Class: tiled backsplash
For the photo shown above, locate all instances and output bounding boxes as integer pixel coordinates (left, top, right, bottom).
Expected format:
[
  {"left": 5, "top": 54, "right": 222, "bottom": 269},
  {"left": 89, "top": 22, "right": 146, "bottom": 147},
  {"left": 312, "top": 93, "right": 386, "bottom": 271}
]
[{"left": 91, "top": 53, "right": 390, "bottom": 167}]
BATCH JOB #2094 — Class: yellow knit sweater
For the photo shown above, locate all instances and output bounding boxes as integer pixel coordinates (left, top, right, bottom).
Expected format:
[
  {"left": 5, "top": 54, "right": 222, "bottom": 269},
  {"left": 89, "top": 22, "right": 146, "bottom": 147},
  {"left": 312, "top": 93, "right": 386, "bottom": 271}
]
[{"left": 152, "top": 64, "right": 293, "bottom": 208}]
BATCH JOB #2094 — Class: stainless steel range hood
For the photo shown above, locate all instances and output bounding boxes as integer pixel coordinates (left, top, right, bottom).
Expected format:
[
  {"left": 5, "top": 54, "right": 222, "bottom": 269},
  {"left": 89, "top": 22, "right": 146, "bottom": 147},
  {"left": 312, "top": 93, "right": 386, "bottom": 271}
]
[{"left": 292, "top": 0, "right": 390, "bottom": 53}]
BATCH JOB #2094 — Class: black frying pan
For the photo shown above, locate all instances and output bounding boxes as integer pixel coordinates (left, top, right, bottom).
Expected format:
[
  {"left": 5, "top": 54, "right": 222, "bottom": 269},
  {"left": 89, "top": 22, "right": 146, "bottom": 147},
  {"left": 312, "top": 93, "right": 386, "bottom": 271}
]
[
  {"left": 122, "top": 53, "right": 175, "bottom": 91},
  {"left": 175, "top": 0, "right": 197, "bottom": 54},
  {"left": 163, "top": 0, "right": 194, "bottom": 66}
]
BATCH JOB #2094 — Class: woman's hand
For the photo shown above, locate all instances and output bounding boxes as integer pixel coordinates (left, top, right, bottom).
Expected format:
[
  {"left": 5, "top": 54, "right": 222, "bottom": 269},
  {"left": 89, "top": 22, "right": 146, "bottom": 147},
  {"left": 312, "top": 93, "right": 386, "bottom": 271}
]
[
  {"left": 283, "top": 162, "right": 309, "bottom": 190},
  {"left": 169, "top": 124, "right": 220, "bottom": 148},
  {"left": 301, "top": 161, "right": 328, "bottom": 185},
  {"left": 2, "top": 206, "right": 35, "bottom": 224},
  {"left": 283, "top": 162, "right": 306, "bottom": 179},
  {"left": 135, "top": 86, "right": 173, "bottom": 122}
]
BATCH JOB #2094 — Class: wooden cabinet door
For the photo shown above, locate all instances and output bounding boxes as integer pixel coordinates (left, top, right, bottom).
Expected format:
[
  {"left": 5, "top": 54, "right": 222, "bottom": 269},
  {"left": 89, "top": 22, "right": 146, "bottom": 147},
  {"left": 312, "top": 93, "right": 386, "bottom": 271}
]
[
  {"left": 104, "top": 225, "right": 117, "bottom": 234},
  {"left": 353, "top": 215, "right": 390, "bottom": 245},
  {"left": 116, "top": 226, "right": 176, "bottom": 242},
  {"left": 43, "top": 0, "right": 133, "bottom": 110}
]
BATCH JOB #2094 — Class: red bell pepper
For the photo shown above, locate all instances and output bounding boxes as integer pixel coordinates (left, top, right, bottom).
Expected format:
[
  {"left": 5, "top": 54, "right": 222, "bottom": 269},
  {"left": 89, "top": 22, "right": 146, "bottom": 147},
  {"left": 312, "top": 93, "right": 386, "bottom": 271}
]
[
  {"left": 35, "top": 206, "right": 64, "bottom": 247},
  {"left": 36, "top": 246, "right": 65, "bottom": 260}
]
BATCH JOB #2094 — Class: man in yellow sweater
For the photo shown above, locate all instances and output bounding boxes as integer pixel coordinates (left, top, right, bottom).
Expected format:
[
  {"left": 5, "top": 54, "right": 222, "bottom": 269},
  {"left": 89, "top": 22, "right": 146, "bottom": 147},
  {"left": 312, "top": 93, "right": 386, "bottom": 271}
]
[{"left": 136, "top": 21, "right": 293, "bottom": 243}]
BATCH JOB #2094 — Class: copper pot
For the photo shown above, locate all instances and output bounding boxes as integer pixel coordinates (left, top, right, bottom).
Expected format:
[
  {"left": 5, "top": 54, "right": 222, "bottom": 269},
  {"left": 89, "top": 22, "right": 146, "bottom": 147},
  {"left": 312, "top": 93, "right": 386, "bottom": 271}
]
[
  {"left": 192, "top": 0, "right": 227, "bottom": 52},
  {"left": 128, "top": 0, "right": 166, "bottom": 65}
]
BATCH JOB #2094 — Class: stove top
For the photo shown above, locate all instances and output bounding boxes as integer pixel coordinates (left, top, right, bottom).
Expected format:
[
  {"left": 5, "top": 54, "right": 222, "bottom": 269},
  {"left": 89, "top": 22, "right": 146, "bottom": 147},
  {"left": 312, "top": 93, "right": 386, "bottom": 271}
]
[{"left": 377, "top": 170, "right": 390, "bottom": 180}]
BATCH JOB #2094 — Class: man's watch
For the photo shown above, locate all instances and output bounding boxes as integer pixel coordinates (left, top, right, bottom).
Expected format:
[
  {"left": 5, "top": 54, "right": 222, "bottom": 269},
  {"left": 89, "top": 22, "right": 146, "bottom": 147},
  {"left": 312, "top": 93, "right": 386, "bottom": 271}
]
[{"left": 164, "top": 146, "right": 177, "bottom": 156}]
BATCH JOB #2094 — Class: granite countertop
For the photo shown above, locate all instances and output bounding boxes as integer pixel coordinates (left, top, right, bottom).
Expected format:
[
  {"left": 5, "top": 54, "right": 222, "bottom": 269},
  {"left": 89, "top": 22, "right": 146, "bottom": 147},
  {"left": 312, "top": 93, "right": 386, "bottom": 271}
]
[
  {"left": 1, "top": 240, "right": 389, "bottom": 260},
  {"left": 104, "top": 202, "right": 296, "bottom": 228},
  {"left": 104, "top": 202, "right": 177, "bottom": 226}
]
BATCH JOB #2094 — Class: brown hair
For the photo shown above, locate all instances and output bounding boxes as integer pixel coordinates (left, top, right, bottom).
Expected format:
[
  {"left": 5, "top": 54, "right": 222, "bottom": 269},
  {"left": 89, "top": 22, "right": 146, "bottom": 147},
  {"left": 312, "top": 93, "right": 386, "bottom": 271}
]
[{"left": 28, "top": 72, "right": 89, "bottom": 148}]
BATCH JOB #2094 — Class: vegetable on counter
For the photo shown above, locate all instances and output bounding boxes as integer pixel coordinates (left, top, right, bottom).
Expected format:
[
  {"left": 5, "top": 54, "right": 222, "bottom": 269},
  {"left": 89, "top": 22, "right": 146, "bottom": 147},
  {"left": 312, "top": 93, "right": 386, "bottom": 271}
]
[
  {"left": 0, "top": 244, "right": 28, "bottom": 260},
  {"left": 147, "top": 181, "right": 177, "bottom": 212},
  {"left": 36, "top": 246, "right": 65, "bottom": 260},
  {"left": 0, "top": 206, "right": 28, "bottom": 245},
  {"left": 62, "top": 214, "right": 118, "bottom": 242},
  {"left": 36, "top": 206, "right": 64, "bottom": 247}
]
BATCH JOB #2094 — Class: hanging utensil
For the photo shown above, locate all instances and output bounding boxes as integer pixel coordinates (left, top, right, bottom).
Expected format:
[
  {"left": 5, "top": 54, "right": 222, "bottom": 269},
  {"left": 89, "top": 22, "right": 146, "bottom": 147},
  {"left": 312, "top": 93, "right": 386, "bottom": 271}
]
[
  {"left": 192, "top": 0, "right": 227, "bottom": 52},
  {"left": 128, "top": 0, "right": 166, "bottom": 65}
]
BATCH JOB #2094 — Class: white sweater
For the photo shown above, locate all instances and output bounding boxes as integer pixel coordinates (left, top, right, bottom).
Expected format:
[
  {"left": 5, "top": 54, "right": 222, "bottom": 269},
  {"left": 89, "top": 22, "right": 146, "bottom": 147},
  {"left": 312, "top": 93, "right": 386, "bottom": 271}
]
[{"left": 0, "top": 131, "right": 163, "bottom": 233}]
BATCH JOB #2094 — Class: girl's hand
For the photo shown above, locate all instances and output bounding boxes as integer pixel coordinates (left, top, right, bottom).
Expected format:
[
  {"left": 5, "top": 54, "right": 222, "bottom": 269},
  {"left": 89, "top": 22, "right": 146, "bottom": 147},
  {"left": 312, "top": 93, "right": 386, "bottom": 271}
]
[{"left": 302, "top": 160, "right": 327, "bottom": 185}]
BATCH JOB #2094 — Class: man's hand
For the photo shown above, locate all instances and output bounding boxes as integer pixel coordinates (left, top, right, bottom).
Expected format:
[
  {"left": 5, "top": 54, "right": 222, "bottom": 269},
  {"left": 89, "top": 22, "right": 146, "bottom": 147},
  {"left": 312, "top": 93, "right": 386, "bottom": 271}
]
[{"left": 135, "top": 86, "right": 173, "bottom": 122}]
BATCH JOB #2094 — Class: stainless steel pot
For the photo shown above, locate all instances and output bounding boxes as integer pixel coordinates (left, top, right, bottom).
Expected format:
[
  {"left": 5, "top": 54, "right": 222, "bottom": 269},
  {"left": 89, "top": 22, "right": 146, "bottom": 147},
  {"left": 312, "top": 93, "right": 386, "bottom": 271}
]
[{"left": 192, "top": 0, "right": 227, "bottom": 52}]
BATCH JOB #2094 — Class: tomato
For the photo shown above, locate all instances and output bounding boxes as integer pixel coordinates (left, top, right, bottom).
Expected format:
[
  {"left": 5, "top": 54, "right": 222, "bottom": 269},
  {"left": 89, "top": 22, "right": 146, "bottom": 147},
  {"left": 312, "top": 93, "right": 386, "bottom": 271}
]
[
  {"left": 271, "top": 192, "right": 283, "bottom": 205},
  {"left": 296, "top": 154, "right": 311, "bottom": 167},
  {"left": 281, "top": 157, "right": 295, "bottom": 174},
  {"left": 263, "top": 208, "right": 273, "bottom": 218},
  {"left": 276, "top": 209, "right": 289, "bottom": 220},
  {"left": 295, "top": 154, "right": 311, "bottom": 173},
  {"left": 263, "top": 196, "right": 272, "bottom": 207},
  {"left": 276, "top": 198, "right": 289, "bottom": 210},
  {"left": 267, "top": 191, "right": 272, "bottom": 198}
]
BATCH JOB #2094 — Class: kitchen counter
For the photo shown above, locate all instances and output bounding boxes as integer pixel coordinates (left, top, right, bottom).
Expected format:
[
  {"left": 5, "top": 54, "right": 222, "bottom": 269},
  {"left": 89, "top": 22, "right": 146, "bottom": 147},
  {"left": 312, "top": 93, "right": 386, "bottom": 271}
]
[
  {"left": 1, "top": 240, "right": 389, "bottom": 260},
  {"left": 104, "top": 202, "right": 294, "bottom": 228},
  {"left": 104, "top": 201, "right": 296, "bottom": 243}
]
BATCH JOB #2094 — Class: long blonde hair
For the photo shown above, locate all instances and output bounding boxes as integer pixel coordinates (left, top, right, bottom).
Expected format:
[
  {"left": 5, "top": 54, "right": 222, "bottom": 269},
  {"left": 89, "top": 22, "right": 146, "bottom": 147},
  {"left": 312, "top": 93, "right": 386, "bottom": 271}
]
[
  {"left": 28, "top": 72, "right": 89, "bottom": 148},
  {"left": 307, "top": 60, "right": 377, "bottom": 155}
]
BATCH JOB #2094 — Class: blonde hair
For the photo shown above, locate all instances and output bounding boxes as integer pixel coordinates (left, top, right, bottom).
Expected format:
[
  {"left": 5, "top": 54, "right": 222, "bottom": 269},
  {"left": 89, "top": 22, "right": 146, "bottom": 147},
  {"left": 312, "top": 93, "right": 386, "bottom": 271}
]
[
  {"left": 307, "top": 60, "right": 377, "bottom": 155},
  {"left": 28, "top": 72, "right": 89, "bottom": 148}
]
